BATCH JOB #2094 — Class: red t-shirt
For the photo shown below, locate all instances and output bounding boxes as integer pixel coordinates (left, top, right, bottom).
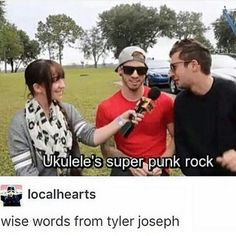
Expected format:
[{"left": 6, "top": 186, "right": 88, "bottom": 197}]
[{"left": 96, "top": 87, "right": 174, "bottom": 160}]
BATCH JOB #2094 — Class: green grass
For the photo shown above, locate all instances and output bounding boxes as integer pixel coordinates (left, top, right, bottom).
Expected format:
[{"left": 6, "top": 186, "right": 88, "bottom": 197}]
[{"left": 0, "top": 67, "right": 181, "bottom": 176}]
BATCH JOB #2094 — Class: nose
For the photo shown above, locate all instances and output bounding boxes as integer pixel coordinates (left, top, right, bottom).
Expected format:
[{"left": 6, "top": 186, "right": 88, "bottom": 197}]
[
  {"left": 169, "top": 69, "right": 175, "bottom": 79},
  {"left": 58, "top": 78, "right": 65, "bottom": 88},
  {"left": 131, "top": 69, "right": 139, "bottom": 77}
]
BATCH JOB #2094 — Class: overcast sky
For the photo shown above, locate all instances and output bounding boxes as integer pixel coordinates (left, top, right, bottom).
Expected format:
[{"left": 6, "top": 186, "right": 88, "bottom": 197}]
[{"left": 4, "top": 0, "right": 236, "bottom": 65}]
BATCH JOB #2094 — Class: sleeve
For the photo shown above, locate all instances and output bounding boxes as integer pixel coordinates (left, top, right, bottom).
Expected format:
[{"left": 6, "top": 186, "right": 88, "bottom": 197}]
[
  {"left": 163, "top": 94, "right": 174, "bottom": 124},
  {"left": 95, "top": 102, "right": 111, "bottom": 129},
  {"left": 217, "top": 84, "right": 236, "bottom": 153},
  {"left": 65, "top": 104, "right": 96, "bottom": 146},
  {"left": 8, "top": 115, "right": 39, "bottom": 176},
  {"left": 174, "top": 98, "right": 189, "bottom": 158},
  {"left": 1, "top": 195, "right": 5, "bottom": 202}
]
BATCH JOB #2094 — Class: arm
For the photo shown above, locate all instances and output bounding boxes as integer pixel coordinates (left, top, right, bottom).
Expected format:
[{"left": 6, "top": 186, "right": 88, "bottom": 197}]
[
  {"left": 159, "top": 93, "right": 175, "bottom": 158},
  {"left": 160, "top": 122, "right": 175, "bottom": 158},
  {"left": 65, "top": 104, "right": 142, "bottom": 147},
  {"left": 152, "top": 95, "right": 175, "bottom": 176},
  {"left": 93, "top": 110, "right": 142, "bottom": 146},
  {"left": 151, "top": 122, "right": 175, "bottom": 176},
  {"left": 216, "top": 89, "right": 236, "bottom": 172},
  {"left": 100, "top": 138, "right": 121, "bottom": 158},
  {"left": 173, "top": 97, "right": 189, "bottom": 158},
  {"left": 101, "top": 138, "right": 153, "bottom": 176},
  {"left": 8, "top": 113, "right": 39, "bottom": 176},
  {"left": 96, "top": 102, "right": 150, "bottom": 176}
]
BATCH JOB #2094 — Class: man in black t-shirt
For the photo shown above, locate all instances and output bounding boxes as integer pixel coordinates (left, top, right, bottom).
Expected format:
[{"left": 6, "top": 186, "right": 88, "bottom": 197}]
[{"left": 169, "top": 38, "right": 236, "bottom": 175}]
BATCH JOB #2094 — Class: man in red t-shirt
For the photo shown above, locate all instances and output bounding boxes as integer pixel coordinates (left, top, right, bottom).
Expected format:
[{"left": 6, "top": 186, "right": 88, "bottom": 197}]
[{"left": 96, "top": 46, "right": 174, "bottom": 176}]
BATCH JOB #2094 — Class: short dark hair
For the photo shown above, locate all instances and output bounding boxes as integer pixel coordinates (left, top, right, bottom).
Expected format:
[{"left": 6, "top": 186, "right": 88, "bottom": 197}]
[
  {"left": 25, "top": 59, "right": 64, "bottom": 105},
  {"left": 169, "top": 38, "right": 212, "bottom": 75}
]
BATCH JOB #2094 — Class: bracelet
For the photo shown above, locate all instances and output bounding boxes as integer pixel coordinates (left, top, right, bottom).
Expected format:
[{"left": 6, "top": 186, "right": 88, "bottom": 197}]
[{"left": 117, "top": 116, "right": 126, "bottom": 127}]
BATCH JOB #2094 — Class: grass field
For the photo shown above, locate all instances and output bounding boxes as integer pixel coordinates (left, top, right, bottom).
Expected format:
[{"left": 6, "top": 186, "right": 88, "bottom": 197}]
[{"left": 0, "top": 67, "right": 181, "bottom": 176}]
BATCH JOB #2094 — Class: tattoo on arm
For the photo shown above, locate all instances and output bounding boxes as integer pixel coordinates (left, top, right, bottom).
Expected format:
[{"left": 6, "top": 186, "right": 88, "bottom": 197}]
[{"left": 101, "top": 138, "right": 127, "bottom": 158}]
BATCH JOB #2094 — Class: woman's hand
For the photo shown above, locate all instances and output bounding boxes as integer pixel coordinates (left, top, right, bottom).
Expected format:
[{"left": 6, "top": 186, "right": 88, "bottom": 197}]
[{"left": 118, "top": 110, "right": 144, "bottom": 126}]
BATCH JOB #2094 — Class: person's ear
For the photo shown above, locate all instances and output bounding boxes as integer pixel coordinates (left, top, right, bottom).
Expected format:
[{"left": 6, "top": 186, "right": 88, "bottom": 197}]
[
  {"left": 191, "top": 59, "right": 200, "bottom": 72},
  {"left": 33, "top": 83, "right": 43, "bottom": 94},
  {"left": 117, "top": 67, "right": 122, "bottom": 76}
]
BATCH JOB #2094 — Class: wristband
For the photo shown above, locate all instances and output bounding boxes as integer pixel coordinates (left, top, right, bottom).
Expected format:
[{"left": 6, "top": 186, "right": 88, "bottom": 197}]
[{"left": 117, "top": 116, "right": 126, "bottom": 127}]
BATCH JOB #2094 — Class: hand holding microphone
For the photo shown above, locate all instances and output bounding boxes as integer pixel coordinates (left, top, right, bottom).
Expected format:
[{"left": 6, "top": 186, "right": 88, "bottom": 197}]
[{"left": 120, "top": 87, "right": 161, "bottom": 137}]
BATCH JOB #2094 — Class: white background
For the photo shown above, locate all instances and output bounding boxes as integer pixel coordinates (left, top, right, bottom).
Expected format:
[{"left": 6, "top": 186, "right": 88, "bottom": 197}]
[
  {"left": 0, "top": 177, "right": 235, "bottom": 235},
  {"left": 5, "top": 0, "right": 236, "bottom": 65}
]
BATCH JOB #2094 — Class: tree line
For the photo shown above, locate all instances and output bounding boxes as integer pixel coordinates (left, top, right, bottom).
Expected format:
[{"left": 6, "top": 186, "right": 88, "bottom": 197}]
[{"left": 0, "top": 1, "right": 235, "bottom": 72}]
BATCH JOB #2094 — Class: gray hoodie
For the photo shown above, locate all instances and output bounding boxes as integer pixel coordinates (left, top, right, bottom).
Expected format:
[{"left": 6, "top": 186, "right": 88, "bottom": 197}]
[{"left": 8, "top": 103, "right": 96, "bottom": 176}]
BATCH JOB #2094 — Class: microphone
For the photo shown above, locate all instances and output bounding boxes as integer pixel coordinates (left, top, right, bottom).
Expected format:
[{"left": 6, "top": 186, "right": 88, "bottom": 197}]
[{"left": 120, "top": 87, "right": 161, "bottom": 137}]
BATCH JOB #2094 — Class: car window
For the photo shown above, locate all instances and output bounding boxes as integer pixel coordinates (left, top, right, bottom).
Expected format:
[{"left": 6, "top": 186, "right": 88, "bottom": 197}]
[
  {"left": 212, "top": 55, "right": 236, "bottom": 69},
  {"left": 146, "top": 60, "right": 169, "bottom": 69}
]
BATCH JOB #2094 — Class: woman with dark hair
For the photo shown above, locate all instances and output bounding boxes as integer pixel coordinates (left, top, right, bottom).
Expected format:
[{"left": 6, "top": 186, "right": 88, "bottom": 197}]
[{"left": 8, "top": 59, "right": 142, "bottom": 176}]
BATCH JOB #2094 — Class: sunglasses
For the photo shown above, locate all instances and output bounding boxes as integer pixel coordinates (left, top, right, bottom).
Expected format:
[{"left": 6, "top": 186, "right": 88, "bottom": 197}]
[
  {"left": 170, "top": 61, "right": 192, "bottom": 72},
  {"left": 122, "top": 66, "right": 148, "bottom": 76}
]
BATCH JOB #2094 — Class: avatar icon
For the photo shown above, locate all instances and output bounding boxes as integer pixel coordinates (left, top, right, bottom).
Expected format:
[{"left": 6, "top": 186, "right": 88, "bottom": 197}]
[{"left": 0, "top": 185, "right": 22, "bottom": 207}]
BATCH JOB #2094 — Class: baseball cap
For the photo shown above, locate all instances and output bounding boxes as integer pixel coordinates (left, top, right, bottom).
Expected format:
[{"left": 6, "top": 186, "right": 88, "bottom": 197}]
[{"left": 115, "top": 46, "right": 147, "bottom": 72}]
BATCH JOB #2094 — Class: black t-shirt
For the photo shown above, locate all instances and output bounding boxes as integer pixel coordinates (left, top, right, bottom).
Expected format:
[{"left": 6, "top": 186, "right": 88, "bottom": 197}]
[{"left": 174, "top": 77, "right": 236, "bottom": 175}]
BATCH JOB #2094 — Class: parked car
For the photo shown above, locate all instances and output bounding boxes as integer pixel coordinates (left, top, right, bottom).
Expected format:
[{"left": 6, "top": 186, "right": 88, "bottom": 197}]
[
  {"left": 168, "top": 54, "right": 236, "bottom": 94},
  {"left": 211, "top": 54, "right": 236, "bottom": 81},
  {"left": 169, "top": 76, "right": 179, "bottom": 94},
  {"left": 219, "top": 53, "right": 236, "bottom": 60},
  {"left": 145, "top": 59, "right": 170, "bottom": 87}
]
